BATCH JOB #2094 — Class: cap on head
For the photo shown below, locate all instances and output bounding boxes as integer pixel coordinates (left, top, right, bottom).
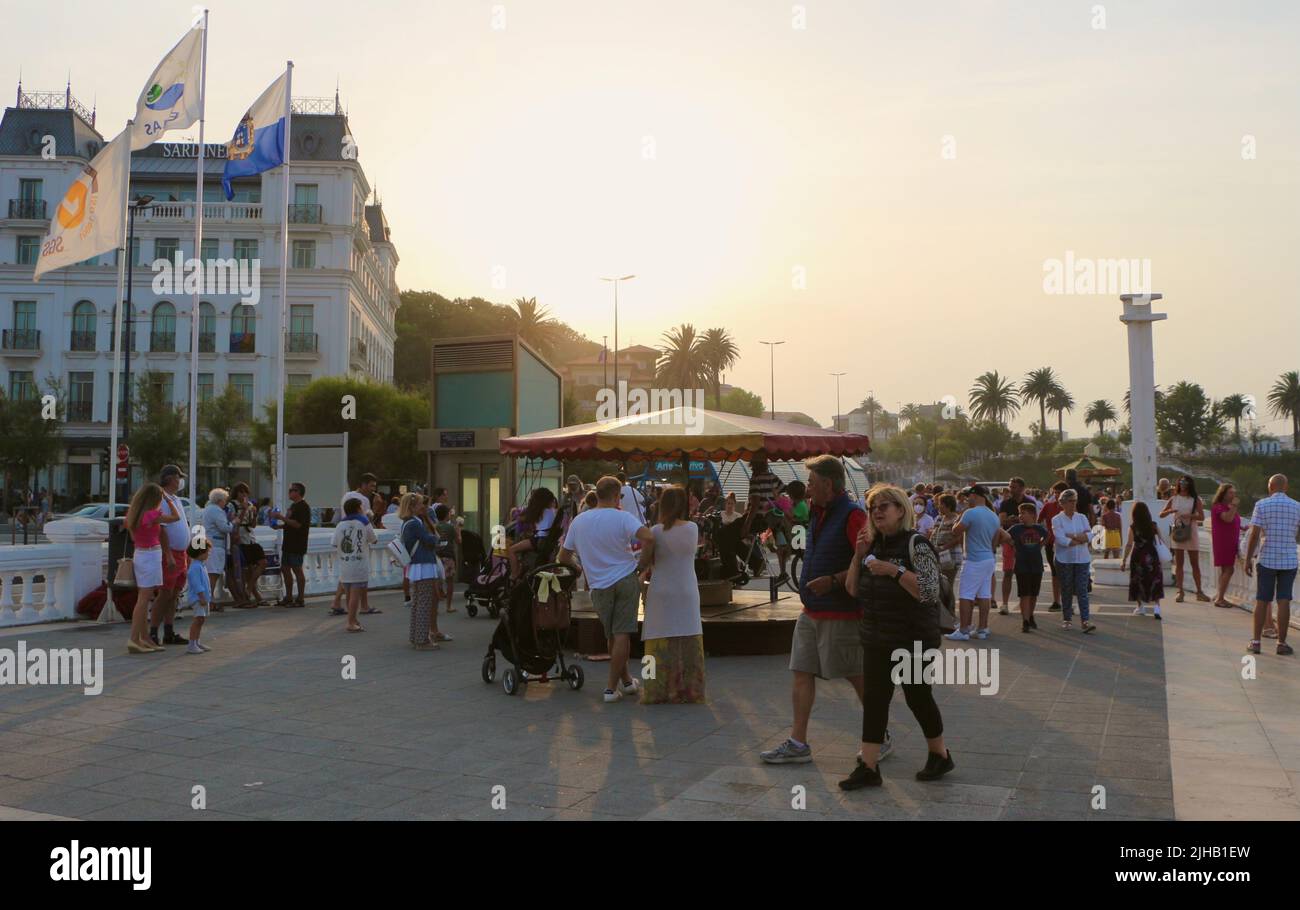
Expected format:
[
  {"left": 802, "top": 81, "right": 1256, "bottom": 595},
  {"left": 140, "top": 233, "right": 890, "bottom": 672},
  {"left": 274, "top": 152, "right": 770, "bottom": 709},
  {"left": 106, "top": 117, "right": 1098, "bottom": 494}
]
[
  {"left": 963, "top": 483, "right": 990, "bottom": 502},
  {"left": 160, "top": 464, "right": 185, "bottom": 483}
]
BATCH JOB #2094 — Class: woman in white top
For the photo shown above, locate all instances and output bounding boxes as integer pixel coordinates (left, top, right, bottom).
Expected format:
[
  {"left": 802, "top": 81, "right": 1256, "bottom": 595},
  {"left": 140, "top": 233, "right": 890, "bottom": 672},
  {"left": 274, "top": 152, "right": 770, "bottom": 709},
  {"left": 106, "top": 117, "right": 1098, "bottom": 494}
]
[
  {"left": 1160, "top": 475, "right": 1209, "bottom": 602},
  {"left": 641, "top": 485, "right": 706, "bottom": 704}
]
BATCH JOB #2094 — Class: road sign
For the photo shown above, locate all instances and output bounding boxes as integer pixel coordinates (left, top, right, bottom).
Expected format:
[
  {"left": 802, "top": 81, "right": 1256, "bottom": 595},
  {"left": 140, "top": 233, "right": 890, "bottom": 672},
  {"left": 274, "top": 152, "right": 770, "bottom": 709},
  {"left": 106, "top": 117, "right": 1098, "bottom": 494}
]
[
  {"left": 116, "top": 464, "right": 128, "bottom": 479},
  {"left": 117, "top": 443, "right": 129, "bottom": 463}
]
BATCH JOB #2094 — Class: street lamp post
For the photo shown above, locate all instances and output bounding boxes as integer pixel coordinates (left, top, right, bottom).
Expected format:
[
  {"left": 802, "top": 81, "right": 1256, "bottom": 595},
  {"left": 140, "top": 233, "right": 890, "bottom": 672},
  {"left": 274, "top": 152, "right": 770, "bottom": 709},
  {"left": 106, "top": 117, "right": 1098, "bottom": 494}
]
[
  {"left": 122, "top": 195, "right": 153, "bottom": 441},
  {"left": 868, "top": 388, "right": 876, "bottom": 438},
  {"left": 599, "top": 275, "right": 636, "bottom": 417},
  {"left": 830, "top": 372, "right": 845, "bottom": 429},
  {"left": 759, "top": 340, "right": 784, "bottom": 420}
]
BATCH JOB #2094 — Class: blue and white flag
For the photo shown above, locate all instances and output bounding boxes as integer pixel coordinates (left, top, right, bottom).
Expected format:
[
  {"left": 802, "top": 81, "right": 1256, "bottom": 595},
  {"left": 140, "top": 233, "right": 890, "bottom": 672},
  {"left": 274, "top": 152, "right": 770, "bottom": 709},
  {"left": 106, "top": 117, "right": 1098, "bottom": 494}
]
[
  {"left": 222, "top": 70, "right": 289, "bottom": 200},
  {"left": 130, "top": 26, "right": 205, "bottom": 151}
]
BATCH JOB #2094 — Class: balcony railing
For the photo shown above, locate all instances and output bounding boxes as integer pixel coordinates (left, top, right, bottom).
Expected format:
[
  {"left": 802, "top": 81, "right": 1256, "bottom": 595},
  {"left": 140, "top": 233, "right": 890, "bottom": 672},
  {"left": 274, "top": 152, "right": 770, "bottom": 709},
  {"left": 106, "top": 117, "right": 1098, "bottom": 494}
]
[
  {"left": 112, "top": 333, "right": 136, "bottom": 353},
  {"left": 286, "top": 332, "right": 318, "bottom": 353},
  {"left": 199, "top": 332, "right": 215, "bottom": 353},
  {"left": 150, "top": 331, "right": 175, "bottom": 353},
  {"left": 70, "top": 330, "right": 96, "bottom": 352},
  {"left": 229, "top": 332, "right": 256, "bottom": 354},
  {"left": 288, "top": 204, "right": 323, "bottom": 224},
  {"left": 8, "top": 199, "right": 47, "bottom": 219},
  {"left": 67, "top": 401, "right": 94, "bottom": 422},
  {"left": 136, "top": 201, "right": 264, "bottom": 223},
  {"left": 2, "top": 329, "right": 40, "bottom": 351}
]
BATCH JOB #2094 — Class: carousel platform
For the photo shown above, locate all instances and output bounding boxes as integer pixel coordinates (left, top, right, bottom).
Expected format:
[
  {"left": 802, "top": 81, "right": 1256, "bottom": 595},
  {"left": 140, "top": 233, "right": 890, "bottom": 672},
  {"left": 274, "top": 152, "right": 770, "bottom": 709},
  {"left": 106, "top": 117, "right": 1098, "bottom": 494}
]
[{"left": 567, "top": 587, "right": 801, "bottom": 657}]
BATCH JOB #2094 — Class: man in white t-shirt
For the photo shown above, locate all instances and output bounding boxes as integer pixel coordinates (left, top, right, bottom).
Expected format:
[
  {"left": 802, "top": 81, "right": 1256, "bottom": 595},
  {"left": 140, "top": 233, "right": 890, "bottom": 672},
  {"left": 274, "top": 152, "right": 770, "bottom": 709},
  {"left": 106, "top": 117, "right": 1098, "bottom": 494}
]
[
  {"left": 332, "top": 473, "right": 379, "bottom": 615},
  {"left": 152, "top": 464, "right": 193, "bottom": 646},
  {"left": 618, "top": 471, "right": 646, "bottom": 523},
  {"left": 560, "top": 476, "right": 655, "bottom": 703}
]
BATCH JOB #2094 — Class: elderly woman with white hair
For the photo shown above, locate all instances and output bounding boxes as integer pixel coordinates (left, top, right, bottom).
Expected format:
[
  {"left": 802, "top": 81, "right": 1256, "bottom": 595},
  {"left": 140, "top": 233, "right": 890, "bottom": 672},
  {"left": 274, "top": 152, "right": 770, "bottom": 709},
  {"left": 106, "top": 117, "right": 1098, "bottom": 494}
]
[{"left": 202, "top": 489, "right": 235, "bottom": 610}]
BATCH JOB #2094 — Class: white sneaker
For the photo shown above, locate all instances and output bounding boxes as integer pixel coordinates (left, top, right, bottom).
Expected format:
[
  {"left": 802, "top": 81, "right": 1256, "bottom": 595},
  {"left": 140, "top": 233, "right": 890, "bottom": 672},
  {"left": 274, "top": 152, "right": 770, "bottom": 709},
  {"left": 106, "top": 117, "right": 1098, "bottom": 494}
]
[
  {"left": 974, "top": 628, "right": 990, "bottom": 640},
  {"left": 603, "top": 688, "right": 623, "bottom": 703},
  {"left": 1132, "top": 607, "right": 1146, "bottom": 616},
  {"left": 997, "top": 605, "right": 1010, "bottom": 615},
  {"left": 197, "top": 642, "right": 211, "bottom": 652},
  {"left": 185, "top": 642, "right": 204, "bottom": 655},
  {"left": 946, "top": 628, "right": 971, "bottom": 641},
  {"left": 618, "top": 678, "right": 641, "bottom": 697}
]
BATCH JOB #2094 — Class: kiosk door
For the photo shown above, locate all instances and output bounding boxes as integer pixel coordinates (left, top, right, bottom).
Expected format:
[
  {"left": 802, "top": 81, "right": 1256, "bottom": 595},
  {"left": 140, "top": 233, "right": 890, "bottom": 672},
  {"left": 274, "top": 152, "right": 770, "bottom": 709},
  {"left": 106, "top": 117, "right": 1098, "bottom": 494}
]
[{"left": 458, "top": 463, "right": 501, "bottom": 545}]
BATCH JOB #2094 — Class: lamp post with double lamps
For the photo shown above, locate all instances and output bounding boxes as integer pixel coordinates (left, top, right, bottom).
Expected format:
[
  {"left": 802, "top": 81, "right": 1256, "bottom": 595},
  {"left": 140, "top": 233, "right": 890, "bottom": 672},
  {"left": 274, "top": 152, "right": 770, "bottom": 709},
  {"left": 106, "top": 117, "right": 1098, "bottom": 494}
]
[
  {"left": 760, "top": 340, "right": 784, "bottom": 420},
  {"left": 599, "top": 274, "right": 636, "bottom": 417}
]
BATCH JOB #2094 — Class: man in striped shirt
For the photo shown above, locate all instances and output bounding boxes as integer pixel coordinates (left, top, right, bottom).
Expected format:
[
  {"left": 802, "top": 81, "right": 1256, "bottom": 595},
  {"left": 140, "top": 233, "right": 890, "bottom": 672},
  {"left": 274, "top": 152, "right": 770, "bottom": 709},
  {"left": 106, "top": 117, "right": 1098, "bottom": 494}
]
[{"left": 1245, "top": 474, "right": 1300, "bottom": 656}]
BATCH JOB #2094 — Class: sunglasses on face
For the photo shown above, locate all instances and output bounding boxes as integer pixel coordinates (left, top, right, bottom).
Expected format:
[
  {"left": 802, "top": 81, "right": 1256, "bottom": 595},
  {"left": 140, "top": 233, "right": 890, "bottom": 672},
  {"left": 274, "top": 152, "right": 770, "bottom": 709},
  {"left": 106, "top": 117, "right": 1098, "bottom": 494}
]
[{"left": 869, "top": 503, "right": 896, "bottom": 513}]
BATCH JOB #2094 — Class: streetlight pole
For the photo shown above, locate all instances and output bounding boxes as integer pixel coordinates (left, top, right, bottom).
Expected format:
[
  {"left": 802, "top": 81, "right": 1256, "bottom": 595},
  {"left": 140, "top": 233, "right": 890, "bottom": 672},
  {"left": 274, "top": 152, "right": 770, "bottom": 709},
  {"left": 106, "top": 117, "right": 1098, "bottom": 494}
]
[
  {"left": 830, "top": 372, "right": 845, "bottom": 430},
  {"left": 602, "top": 334, "right": 608, "bottom": 393},
  {"left": 123, "top": 196, "right": 153, "bottom": 441},
  {"left": 599, "top": 275, "right": 635, "bottom": 417},
  {"left": 868, "top": 388, "right": 875, "bottom": 438},
  {"left": 759, "top": 340, "right": 784, "bottom": 420}
]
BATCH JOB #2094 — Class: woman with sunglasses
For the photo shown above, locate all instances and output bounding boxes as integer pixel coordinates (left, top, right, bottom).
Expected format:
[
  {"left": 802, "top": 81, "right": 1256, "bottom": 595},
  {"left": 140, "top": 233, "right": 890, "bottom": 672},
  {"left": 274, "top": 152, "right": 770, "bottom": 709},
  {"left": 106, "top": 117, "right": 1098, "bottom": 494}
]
[
  {"left": 1160, "top": 475, "right": 1209, "bottom": 602},
  {"left": 842, "top": 484, "right": 953, "bottom": 790}
]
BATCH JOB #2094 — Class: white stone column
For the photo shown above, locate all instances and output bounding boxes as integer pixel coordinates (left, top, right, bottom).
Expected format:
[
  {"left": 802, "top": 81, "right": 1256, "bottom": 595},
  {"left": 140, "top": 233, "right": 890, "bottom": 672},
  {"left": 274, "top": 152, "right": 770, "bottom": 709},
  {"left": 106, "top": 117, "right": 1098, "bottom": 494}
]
[
  {"left": 43, "top": 517, "right": 110, "bottom": 620},
  {"left": 1120, "top": 293, "right": 1167, "bottom": 535}
]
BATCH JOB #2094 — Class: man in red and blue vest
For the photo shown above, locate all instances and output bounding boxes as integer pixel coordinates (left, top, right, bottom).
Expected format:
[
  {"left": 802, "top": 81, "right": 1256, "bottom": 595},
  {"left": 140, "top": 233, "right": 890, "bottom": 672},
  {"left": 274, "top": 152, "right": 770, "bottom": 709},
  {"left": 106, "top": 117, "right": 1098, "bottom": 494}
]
[{"left": 760, "top": 455, "right": 892, "bottom": 764}]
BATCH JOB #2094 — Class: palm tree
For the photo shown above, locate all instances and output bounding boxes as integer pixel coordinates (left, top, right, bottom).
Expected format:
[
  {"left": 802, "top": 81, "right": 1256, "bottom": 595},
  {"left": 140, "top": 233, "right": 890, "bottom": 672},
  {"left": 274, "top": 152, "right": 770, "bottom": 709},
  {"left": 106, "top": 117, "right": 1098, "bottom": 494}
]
[
  {"left": 697, "top": 327, "right": 739, "bottom": 409},
  {"left": 969, "top": 371, "right": 1021, "bottom": 426},
  {"left": 1020, "top": 367, "right": 1063, "bottom": 434},
  {"left": 900, "top": 403, "right": 922, "bottom": 426},
  {"left": 1219, "top": 393, "right": 1250, "bottom": 443},
  {"left": 1268, "top": 370, "right": 1300, "bottom": 450},
  {"left": 655, "top": 324, "right": 706, "bottom": 390},
  {"left": 1123, "top": 386, "right": 1165, "bottom": 416},
  {"left": 1047, "top": 388, "right": 1075, "bottom": 441},
  {"left": 1084, "top": 399, "right": 1117, "bottom": 437},
  {"left": 510, "top": 297, "right": 562, "bottom": 358}
]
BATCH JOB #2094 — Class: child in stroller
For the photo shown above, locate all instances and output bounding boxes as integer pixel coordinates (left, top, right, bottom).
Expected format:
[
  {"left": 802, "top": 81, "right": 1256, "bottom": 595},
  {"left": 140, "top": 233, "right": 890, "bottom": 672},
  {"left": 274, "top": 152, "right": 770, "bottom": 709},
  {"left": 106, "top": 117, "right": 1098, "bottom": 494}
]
[
  {"left": 481, "top": 562, "right": 584, "bottom": 695},
  {"left": 460, "top": 529, "right": 510, "bottom": 619}
]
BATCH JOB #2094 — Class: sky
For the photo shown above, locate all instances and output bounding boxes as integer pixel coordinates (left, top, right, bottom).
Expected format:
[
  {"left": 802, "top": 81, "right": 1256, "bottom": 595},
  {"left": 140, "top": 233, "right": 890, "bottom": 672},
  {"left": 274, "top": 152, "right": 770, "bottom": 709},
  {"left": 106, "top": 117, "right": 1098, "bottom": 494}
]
[{"left": 14, "top": 0, "right": 1300, "bottom": 436}]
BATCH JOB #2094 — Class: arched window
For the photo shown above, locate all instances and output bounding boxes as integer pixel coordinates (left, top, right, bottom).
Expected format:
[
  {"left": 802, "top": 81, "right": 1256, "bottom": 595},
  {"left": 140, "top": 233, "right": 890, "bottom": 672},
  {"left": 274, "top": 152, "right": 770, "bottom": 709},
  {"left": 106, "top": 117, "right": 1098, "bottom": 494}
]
[
  {"left": 151, "top": 302, "right": 176, "bottom": 352},
  {"left": 198, "top": 302, "right": 216, "bottom": 352},
  {"left": 230, "top": 304, "right": 256, "bottom": 354},
  {"left": 71, "top": 300, "right": 96, "bottom": 351}
]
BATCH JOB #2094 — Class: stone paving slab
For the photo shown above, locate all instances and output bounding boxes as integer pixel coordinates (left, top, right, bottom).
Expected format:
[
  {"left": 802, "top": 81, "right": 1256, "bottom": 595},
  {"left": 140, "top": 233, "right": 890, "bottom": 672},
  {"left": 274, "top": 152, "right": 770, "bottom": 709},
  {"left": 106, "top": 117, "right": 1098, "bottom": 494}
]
[{"left": 0, "top": 581, "right": 1282, "bottom": 820}]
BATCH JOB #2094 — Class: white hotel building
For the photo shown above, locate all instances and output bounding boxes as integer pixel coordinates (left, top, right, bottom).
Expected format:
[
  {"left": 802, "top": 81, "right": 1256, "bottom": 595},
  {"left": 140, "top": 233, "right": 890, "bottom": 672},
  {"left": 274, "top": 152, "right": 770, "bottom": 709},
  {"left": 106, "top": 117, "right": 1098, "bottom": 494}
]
[{"left": 0, "top": 86, "right": 399, "bottom": 502}]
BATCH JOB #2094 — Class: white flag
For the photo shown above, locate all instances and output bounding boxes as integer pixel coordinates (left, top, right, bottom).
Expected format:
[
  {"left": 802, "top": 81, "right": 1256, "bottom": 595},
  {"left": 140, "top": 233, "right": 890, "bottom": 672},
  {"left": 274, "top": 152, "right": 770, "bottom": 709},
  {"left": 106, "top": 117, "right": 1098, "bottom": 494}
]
[
  {"left": 130, "top": 26, "right": 204, "bottom": 151},
  {"left": 33, "top": 128, "right": 130, "bottom": 281}
]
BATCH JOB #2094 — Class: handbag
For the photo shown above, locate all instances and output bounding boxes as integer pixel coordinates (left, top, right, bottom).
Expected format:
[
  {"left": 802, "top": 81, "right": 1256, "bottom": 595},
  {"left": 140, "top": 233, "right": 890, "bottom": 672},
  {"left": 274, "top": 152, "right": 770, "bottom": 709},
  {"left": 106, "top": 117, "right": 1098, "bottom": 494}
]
[
  {"left": 387, "top": 520, "right": 419, "bottom": 568},
  {"left": 531, "top": 571, "right": 571, "bottom": 632},
  {"left": 908, "top": 534, "right": 957, "bottom": 633},
  {"left": 112, "top": 557, "right": 136, "bottom": 588},
  {"left": 1154, "top": 535, "right": 1173, "bottom": 565},
  {"left": 1171, "top": 498, "right": 1194, "bottom": 542}
]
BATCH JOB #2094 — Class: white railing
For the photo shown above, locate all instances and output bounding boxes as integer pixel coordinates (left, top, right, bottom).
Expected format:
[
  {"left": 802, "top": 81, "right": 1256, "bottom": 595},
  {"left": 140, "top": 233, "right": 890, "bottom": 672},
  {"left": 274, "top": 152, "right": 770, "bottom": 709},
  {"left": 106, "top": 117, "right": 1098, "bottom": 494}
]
[
  {"left": 225, "top": 526, "right": 405, "bottom": 600},
  {"left": 137, "top": 201, "right": 264, "bottom": 223}
]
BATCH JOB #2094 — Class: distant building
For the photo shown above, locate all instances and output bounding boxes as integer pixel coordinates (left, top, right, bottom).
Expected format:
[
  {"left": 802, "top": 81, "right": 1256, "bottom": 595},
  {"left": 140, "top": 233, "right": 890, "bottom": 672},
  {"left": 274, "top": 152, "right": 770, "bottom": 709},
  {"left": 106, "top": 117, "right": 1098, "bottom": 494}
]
[
  {"left": 834, "top": 406, "right": 895, "bottom": 440},
  {"left": 556, "top": 343, "right": 657, "bottom": 415}
]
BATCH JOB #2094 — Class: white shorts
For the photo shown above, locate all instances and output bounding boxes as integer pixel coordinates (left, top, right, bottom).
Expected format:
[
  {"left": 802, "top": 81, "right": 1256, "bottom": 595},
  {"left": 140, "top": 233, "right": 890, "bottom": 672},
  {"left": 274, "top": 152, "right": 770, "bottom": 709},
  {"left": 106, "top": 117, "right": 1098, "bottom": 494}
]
[
  {"left": 134, "top": 547, "right": 163, "bottom": 588},
  {"left": 208, "top": 547, "right": 226, "bottom": 576},
  {"left": 959, "top": 559, "right": 996, "bottom": 601}
]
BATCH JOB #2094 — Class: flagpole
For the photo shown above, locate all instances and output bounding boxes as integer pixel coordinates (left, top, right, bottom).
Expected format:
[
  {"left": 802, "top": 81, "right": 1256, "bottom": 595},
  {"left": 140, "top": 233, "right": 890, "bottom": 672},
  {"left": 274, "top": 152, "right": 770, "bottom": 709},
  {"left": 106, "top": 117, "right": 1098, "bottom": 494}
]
[
  {"left": 274, "top": 61, "right": 293, "bottom": 516},
  {"left": 188, "top": 10, "right": 208, "bottom": 497},
  {"left": 103, "top": 120, "right": 133, "bottom": 622}
]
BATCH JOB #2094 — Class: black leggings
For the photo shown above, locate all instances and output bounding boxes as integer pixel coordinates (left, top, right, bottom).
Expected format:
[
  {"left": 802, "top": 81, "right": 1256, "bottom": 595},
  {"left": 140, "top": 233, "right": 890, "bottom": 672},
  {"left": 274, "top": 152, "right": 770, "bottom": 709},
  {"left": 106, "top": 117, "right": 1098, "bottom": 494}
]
[{"left": 862, "top": 643, "right": 944, "bottom": 745}]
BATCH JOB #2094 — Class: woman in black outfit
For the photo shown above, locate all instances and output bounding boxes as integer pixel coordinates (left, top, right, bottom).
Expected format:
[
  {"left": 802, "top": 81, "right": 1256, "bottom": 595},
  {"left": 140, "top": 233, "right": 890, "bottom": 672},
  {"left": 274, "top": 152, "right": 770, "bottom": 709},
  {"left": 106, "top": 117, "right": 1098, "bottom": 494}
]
[{"left": 842, "top": 483, "right": 954, "bottom": 789}]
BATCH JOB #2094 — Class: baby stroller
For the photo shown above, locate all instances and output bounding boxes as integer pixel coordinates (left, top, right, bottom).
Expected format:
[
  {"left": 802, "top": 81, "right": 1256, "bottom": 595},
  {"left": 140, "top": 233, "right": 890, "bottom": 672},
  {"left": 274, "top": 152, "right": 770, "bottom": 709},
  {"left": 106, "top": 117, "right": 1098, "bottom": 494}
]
[
  {"left": 481, "top": 562, "right": 584, "bottom": 696},
  {"left": 461, "top": 530, "right": 508, "bottom": 618}
]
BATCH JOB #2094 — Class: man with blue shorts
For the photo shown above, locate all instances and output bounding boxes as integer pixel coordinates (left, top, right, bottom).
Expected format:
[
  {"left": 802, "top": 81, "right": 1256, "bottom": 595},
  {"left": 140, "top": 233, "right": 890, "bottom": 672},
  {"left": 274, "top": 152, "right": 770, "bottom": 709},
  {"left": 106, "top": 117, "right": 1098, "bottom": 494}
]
[{"left": 1245, "top": 474, "right": 1300, "bottom": 656}]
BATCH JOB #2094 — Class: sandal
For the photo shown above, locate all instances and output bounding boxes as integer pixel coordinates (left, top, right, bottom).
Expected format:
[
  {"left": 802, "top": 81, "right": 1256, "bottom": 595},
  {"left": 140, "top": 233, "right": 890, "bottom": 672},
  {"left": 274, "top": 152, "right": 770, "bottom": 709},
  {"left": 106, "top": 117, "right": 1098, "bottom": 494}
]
[
  {"left": 361, "top": 608, "right": 383, "bottom": 615},
  {"left": 1062, "top": 621, "right": 1073, "bottom": 630},
  {"left": 1175, "top": 591, "right": 1185, "bottom": 602},
  {"left": 1195, "top": 591, "right": 1211, "bottom": 602},
  {"left": 329, "top": 607, "right": 346, "bottom": 616},
  {"left": 434, "top": 632, "right": 454, "bottom": 642},
  {"left": 346, "top": 625, "right": 365, "bottom": 633}
]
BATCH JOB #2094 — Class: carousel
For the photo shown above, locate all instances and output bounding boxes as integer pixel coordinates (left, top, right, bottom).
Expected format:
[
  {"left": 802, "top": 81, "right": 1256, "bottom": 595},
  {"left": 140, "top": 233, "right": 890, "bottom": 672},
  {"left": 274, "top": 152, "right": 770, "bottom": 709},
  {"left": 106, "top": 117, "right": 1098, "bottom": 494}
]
[{"left": 499, "top": 407, "right": 871, "bottom": 655}]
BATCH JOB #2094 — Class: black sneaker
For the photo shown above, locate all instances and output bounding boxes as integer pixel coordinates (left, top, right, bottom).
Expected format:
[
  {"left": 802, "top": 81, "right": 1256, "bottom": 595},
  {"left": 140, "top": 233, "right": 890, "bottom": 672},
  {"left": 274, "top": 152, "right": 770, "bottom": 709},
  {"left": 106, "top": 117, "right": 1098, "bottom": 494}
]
[
  {"left": 838, "top": 757, "right": 882, "bottom": 790},
  {"left": 1029, "top": 616, "right": 1038, "bottom": 629},
  {"left": 1022, "top": 620, "right": 1031, "bottom": 633},
  {"left": 163, "top": 632, "right": 188, "bottom": 645},
  {"left": 1049, "top": 603, "right": 1062, "bottom": 612},
  {"left": 916, "top": 750, "right": 955, "bottom": 781}
]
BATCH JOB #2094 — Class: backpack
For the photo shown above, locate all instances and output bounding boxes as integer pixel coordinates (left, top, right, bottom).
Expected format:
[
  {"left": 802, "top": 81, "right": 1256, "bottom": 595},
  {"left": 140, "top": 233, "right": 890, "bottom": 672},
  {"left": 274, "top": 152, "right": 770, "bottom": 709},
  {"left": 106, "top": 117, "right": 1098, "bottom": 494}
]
[{"left": 908, "top": 533, "right": 957, "bottom": 633}]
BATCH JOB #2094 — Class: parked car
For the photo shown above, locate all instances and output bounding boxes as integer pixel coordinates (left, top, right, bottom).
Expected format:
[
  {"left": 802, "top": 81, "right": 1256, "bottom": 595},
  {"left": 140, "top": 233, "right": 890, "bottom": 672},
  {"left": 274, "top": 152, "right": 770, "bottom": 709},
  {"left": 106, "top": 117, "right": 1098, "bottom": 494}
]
[{"left": 57, "top": 497, "right": 200, "bottom": 524}]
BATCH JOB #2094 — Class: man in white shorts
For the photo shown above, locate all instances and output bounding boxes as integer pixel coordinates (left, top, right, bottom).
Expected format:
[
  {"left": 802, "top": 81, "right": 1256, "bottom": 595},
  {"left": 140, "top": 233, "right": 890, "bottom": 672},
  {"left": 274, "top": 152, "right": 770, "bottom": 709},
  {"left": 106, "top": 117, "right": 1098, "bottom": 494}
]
[{"left": 939, "top": 484, "right": 1009, "bottom": 641}]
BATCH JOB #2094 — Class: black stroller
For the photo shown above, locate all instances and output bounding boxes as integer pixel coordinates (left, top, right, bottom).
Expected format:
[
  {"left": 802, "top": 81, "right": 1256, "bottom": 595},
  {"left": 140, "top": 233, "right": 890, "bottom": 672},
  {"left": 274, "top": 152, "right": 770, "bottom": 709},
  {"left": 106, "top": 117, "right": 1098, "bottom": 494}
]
[
  {"left": 481, "top": 562, "right": 584, "bottom": 696},
  {"left": 460, "top": 530, "right": 509, "bottom": 619}
]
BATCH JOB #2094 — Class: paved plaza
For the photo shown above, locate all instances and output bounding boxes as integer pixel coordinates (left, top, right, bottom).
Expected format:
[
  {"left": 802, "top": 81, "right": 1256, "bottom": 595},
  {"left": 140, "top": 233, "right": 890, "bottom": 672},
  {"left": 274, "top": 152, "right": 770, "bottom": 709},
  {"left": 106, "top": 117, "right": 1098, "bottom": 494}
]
[{"left": 2, "top": 581, "right": 1298, "bottom": 821}]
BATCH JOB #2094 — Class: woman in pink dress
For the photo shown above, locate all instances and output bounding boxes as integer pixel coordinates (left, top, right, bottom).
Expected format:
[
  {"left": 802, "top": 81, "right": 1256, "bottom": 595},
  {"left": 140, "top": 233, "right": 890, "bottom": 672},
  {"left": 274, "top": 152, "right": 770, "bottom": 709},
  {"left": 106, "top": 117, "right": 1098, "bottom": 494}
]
[{"left": 1210, "top": 483, "right": 1242, "bottom": 608}]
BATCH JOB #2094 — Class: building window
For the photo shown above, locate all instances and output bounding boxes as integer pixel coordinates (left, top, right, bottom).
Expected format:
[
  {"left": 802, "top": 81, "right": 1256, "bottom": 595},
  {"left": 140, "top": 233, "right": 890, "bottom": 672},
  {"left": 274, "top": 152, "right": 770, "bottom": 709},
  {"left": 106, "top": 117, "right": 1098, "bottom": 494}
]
[
  {"left": 198, "top": 302, "right": 216, "bottom": 352},
  {"left": 155, "top": 238, "right": 180, "bottom": 263},
  {"left": 233, "top": 238, "right": 258, "bottom": 263},
  {"left": 229, "top": 373, "right": 254, "bottom": 419},
  {"left": 8, "top": 371, "right": 37, "bottom": 401},
  {"left": 149, "top": 372, "right": 175, "bottom": 406},
  {"left": 230, "top": 304, "right": 256, "bottom": 353},
  {"left": 151, "top": 302, "right": 176, "bottom": 352},
  {"left": 200, "top": 238, "right": 219, "bottom": 262},
  {"left": 198, "top": 373, "right": 214, "bottom": 403},
  {"left": 292, "top": 239, "right": 316, "bottom": 269},
  {"left": 68, "top": 371, "right": 94, "bottom": 421},
  {"left": 19, "top": 178, "right": 43, "bottom": 202},
  {"left": 290, "top": 184, "right": 321, "bottom": 223},
  {"left": 287, "top": 373, "right": 312, "bottom": 391},
  {"left": 71, "top": 300, "right": 96, "bottom": 351},
  {"left": 17, "top": 236, "right": 40, "bottom": 265}
]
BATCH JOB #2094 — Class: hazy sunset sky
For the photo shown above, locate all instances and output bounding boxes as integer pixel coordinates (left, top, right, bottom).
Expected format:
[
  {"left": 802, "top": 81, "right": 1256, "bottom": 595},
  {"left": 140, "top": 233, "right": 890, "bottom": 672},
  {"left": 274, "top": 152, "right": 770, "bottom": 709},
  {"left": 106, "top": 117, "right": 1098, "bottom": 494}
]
[{"left": 14, "top": 0, "right": 1300, "bottom": 436}]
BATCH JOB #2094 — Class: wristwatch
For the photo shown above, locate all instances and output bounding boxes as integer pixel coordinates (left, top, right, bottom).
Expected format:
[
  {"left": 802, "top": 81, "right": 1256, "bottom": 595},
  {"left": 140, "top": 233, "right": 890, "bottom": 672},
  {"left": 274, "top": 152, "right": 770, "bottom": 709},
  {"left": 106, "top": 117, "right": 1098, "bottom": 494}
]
[{"left": 895, "top": 564, "right": 906, "bottom": 579}]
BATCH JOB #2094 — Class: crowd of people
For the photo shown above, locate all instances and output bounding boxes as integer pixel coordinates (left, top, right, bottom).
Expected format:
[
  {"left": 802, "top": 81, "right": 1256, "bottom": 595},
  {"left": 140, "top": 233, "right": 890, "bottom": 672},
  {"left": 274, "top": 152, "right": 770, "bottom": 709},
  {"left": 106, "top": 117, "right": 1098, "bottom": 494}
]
[{"left": 116, "top": 454, "right": 1298, "bottom": 787}]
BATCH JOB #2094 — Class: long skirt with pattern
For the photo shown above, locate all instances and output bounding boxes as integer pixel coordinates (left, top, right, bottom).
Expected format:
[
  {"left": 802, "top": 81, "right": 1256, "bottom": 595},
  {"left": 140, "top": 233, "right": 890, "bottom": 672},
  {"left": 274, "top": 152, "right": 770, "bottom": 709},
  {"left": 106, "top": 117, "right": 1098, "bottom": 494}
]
[
  {"left": 1129, "top": 540, "right": 1165, "bottom": 603},
  {"left": 641, "top": 635, "right": 707, "bottom": 705},
  {"left": 410, "top": 579, "right": 435, "bottom": 644}
]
